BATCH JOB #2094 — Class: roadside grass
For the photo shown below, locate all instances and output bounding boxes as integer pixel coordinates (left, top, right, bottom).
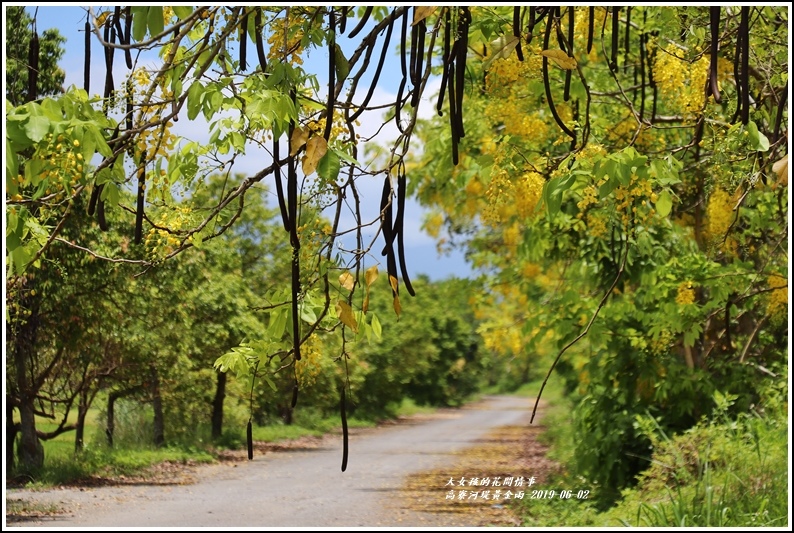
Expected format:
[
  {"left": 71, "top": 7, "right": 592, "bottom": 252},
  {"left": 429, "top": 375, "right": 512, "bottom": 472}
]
[{"left": 509, "top": 377, "right": 790, "bottom": 528}]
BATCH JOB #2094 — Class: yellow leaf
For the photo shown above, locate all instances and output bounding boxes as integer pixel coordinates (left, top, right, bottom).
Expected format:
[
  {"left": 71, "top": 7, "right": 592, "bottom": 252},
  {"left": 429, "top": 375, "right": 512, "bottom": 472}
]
[
  {"left": 301, "top": 135, "right": 328, "bottom": 176},
  {"left": 290, "top": 126, "right": 309, "bottom": 157},
  {"left": 339, "top": 272, "right": 356, "bottom": 291},
  {"left": 362, "top": 294, "right": 369, "bottom": 314},
  {"left": 389, "top": 274, "right": 399, "bottom": 294},
  {"left": 336, "top": 300, "right": 358, "bottom": 332},
  {"left": 413, "top": 6, "right": 437, "bottom": 25},
  {"left": 364, "top": 265, "right": 379, "bottom": 287},
  {"left": 339, "top": 271, "right": 355, "bottom": 291},
  {"left": 482, "top": 35, "right": 519, "bottom": 72},
  {"left": 772, "top": 154, "right": 788, "bottom": 189},
  {"left": 540, "top": 49, "right": 577, "bottom": 70},
  {"left": 392, "top": 294, "right": 401, "bottom": 317}
]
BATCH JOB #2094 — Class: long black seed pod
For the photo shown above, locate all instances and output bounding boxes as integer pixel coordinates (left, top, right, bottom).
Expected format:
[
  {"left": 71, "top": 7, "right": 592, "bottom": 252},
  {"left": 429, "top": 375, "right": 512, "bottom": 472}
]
[
  {"left": 323, "top": 8, "right": 335, "bottom": 141},
  {"left": 448, "top": 49, "right": 459, "bottom": 165},
  {"left": 273, "top": 139, "right": 289, "bottom": 232},
  {"left": 103, "top": 18, "right": 116, "bottom": 111},
  {"left": 455, "top": 8, "right": 470, "bottom": 140},
  {"left": 587, "top": 7, "right": 595, "bottom": 54},
  {"left": 436, "top": 8, "right": 451, "bottom": 116},
  {"left": 543, "top": 13, "right": 576, "bottom": 141},
  {"left": 88, "top": 184, "right": 100, "bottom": 216},
  {"left": 97, "top": 194, "right": 108, "bottom": 231},
  {"left": 27, "top": 30, "right": 39, "bottom": 102},
  {"left": 239, "top": 11, "right": 248, "bottom": 71},
  {"left": 350, "top": 12, "right": 394, "bottom": 122},
  {"left": 255, "top": 9, "right": 268, "bottom": 73},
  {"left": 564, "top": 7, "right": 574, "bottom": 101},
  {"left": 380, "top": 176, "right": 399, "bottom": 294},
  {"left": 708, "top": 7, "right": 721, "bottom": 103},
  {"left": 411, "top": 17, "right": 426, "bottom": 108},
  {"left": 527, "top": 7, "right": 536, "bottom": 45},
  {"left": 338, "top": 7, "right": 347, "bottom": 35},
  {"left": 395, "top": 9, "right": 409, "bottom": 132},
  {"left": 346, "top": 6, "right": 372, "bottom": 39},
  {"left": 340, "top": 387, "right": 348, "bottom": 472},
  {"left": 739, "top": 6, "right": 750, "bottom": 125},
  {"left": 639, "top": 26, "right": 646, "bottom": 121},
  {"left": 395, "top": 165, "right": 415, "bottom": 296},
  {"left": 246, "top": 420, "right": 253, "bottom": 460},
  {"left": 623, "top": 7, "right": 631, "bottom": 74},
  {"left": 287, "top": 137, "right": 301, "bottom": 362},
  {"left": 291, "top": 382, "right": 299, "bottom": 409},
  {"left": 84, "top": 17, "right": 91, "bottom": 93},
  {"left": 134, "top": 151, "right": 146, "bottom": 244},
  {"left": 513, "top": 7, "right": 524, "bottom": 61},
  {"left": 772, "top": 82, "right": 787, "bottom": 144},
  {"left": 123, "top": 7, "right": 132, "bottom": 69},
  {"left": 610, "top": 6, "right": 620, "bottom": 72}
]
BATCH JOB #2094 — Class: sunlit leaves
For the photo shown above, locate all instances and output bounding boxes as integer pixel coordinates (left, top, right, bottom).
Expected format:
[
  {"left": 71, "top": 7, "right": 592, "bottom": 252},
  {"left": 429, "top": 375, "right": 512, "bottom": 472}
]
[
  {"left": 540, "top": 49, "right": 577, "bottom": 70},
  {"left": 302, "top": 135, "right": 328, "bottom": 176},
  {"left": 336, "top": 300, "right": 358, "bottom": 332}
]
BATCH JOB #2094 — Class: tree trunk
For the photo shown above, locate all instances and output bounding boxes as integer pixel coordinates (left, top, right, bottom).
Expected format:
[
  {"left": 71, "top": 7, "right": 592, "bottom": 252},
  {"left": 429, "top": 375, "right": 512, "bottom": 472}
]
[
  {"left": 211, "top": 371, "right": 226, "bottom": 440},
  {"left": 12, "top": 307, "right": 44, "bottom": 471},
  {"left": 150, "top": 367, "right": 165, "bottom": 448},
  {"left": 75, "top": 390, "right": 88, "bottom": 453},
  {"left": 6, "top": 395, "right": 18, "bottom": 473}
]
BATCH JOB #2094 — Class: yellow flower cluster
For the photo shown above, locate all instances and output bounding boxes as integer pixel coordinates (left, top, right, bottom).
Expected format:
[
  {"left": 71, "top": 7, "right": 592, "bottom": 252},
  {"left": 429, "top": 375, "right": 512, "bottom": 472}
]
[
  {"left": 614, "top": 173, "right": 656, "bottom": 226},
  {"left": 652, "top": 43, "right": 710, "bottom": 118},
  {"left": 705, "top": 187, "right": 734, "bottom": 240},
  {"left": 267, "top": 10, "right": 304, "bottom": 65},
  {"left": 485, "top": 53, "right": 541, "bottom": 96},
  {"left": 23, "top": 133, "right": 86, "bottom": 201},
  {"left": 295, "top": 336, "right": 323, "bottom": 386},
  {"left": 145, "top": 206, "right": 196, "bottom": 257},
  {"left": 675, "top": 282, "right": 696, "bottom": 305},
  {"left": 515, "top": 172, "right": 544, "bottom": 218},
  {"left": 765, "top": 274, "right": 787, "bottom": 325}
]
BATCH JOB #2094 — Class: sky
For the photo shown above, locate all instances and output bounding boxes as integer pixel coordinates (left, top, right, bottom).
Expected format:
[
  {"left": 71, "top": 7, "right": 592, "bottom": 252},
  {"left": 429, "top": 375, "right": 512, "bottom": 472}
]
[{"left": 16, "top": 4, "right": 475, "bottom": 281}]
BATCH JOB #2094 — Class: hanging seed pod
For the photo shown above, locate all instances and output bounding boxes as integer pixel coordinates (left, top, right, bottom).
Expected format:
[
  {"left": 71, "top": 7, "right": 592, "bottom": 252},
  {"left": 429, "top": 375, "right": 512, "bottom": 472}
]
[
  {"left": 542, "top": 12, "right": 576, "bottom": 142},
  {"left": 436, "top": 8, "right": 451, "bottom": 116},
  {"left": 395, "top": 165, "right": 415, "bottom": 296},
  {"left": 97, "top": 195, "right": 108, "bottom": 231},
  {"left": 27, "top": 30, "right": 39, "bottom": 102},
  {"left": 291, "top": 382, "right": 299, "bottom": 409},
  {"left": 455, "top": 7, "right": 470, "bottom": 140},
  {"left": 340, "top": 387, "right": 348, "bottom": 472},
  {"left": 380, "top": 175, "right": 399, "bottom": 295},
  {"left": 639, "top": 29, "right": 647, "bottom": 121},
  {"left": 88, "top": 184, "right": 100, "bottom": 216},
  {"left": 346, "top": 6, "right": 372, "bottom": 39},
  {"left": 411, "top": 17, "right": 426, "bottom": 108},
  {"left": 564, "top": 7, "right": 574, "bottom": 101},
  {"left": 255, "top": 9, "right": 268, "bottom": 73},
  {"left": 338, "top": 7, "right": 348, "bottom": 35},
  {"left": 323, "top": 9, "right": 335, "bottom": 141},
  {"left": 287, "top": 140, "right": 301, "bottom": 362},
  {"left": 273, "top": 139, "right": 290, "bottom": 232},
  {"left": 707, "top": 7, "right": 721, "bottom": 103},
  {"left": 84, "top": 17, "right": 91, "bottom": 93},
  {"left": 103, "top": 18, "right": 116, "bottom": 111},
  {"left": 514, "top": 7, "right": 524, "bottom": 61},
  {"left": 587, "top": 7, "right": 595, "bottom": 54},
  {"left": 239, "top": 11, "right": 248, "bottom": 71},
  {"left": 134, "top": 151, "right": 146, "bottom": 244},
  {"left": 246, "top": 420, "right": 253, "bottom": 460},
  {"left": 350, "top": 11, "right": 394, "bottom": 122},
  {"left": 739, "top": 6, "right": 750, "bottom": 125},
  {"left": 395, "top": 9, "right": 409, "bottom": 132},
  {"left": 610, "top": 7, "right": 620, "bottom": 72},
  {"left": 623, "top": 7, "right": 631, "bottom": 74},
  {"left": 772, "top": 83, "right": 787, "bottom": 144},
  {"left": 123, "top": 7, "right": 132, "bottom": 69},
  {"left": 527, "top": 6, "right": 536, "bottom": 45}
]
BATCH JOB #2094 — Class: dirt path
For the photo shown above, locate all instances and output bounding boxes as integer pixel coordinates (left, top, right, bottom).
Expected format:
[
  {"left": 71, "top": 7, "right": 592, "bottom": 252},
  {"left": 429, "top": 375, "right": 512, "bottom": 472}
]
[{"left": 6, "top": 395, "right": 558, "bottom": 527}]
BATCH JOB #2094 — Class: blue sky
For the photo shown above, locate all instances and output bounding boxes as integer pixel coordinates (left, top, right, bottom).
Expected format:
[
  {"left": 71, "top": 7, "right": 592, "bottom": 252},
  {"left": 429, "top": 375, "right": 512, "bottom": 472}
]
[{"left": 20, "top": 5, "right": 474, "bottom": 281}]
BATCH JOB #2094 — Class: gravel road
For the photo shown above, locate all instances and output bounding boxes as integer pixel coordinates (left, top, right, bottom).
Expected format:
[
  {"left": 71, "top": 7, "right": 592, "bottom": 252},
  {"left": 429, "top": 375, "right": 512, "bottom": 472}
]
[{"left": 6, "top": 395, "right": 534, "bottom": 527}]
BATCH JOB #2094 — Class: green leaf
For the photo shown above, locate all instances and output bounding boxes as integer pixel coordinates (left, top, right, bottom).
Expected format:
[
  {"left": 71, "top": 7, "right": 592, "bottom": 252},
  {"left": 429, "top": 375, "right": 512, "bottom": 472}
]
[
  {"left": 333, "top": 43, "right": 350, "bottom": 80},
  {"left": 147, "top": 7, "right": 165, "bottom": 37},
  {"left": 317, "top": 149, "right": 341, "bottom": 183},
  {"left": 24, "top": 115, "right": 50, "bottom": 143},
  {"left": 269, "top": 308, "right": 288, "bottom": 338},
  {"left": 746, "top": 121, "right": 770, "bottom": 152},
  {"left": 173, "top": 6, "right": 194, "bottom": 20},
  {"left": 299, "top": 301, "right": 317, "bottom": 324},
  {"left": 655, "top": 190, "right": 673, "bottom": 217},
  {"left": 131, "top": 6, "right": 149, "bottom": 42},
  {"left": 371, "top": 313, "right": 382, "bottom": 339}
]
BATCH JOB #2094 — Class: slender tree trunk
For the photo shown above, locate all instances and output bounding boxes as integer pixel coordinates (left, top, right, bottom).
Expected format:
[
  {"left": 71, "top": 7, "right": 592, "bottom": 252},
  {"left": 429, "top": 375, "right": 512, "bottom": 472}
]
[
  {"left": 211, "top": 371, "right": 226, "bottom": 440},
  {"left": 12, "top": 309, "right": 44, "bottom": 470},
  {"left": 75, "top": 391, "right": 88, "bottom": 452},
  {"left": 6, "top": 395, "right": 18, "bottom": 473},
  {"left": 150, "top": 367, "right": 165, "bottom": 447}
]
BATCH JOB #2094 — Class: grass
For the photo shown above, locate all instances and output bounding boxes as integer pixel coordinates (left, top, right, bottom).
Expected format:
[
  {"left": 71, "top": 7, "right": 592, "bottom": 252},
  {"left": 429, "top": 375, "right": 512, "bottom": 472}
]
[{"left": 508, "top": 376, "right": 790, "bottom": 528}]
